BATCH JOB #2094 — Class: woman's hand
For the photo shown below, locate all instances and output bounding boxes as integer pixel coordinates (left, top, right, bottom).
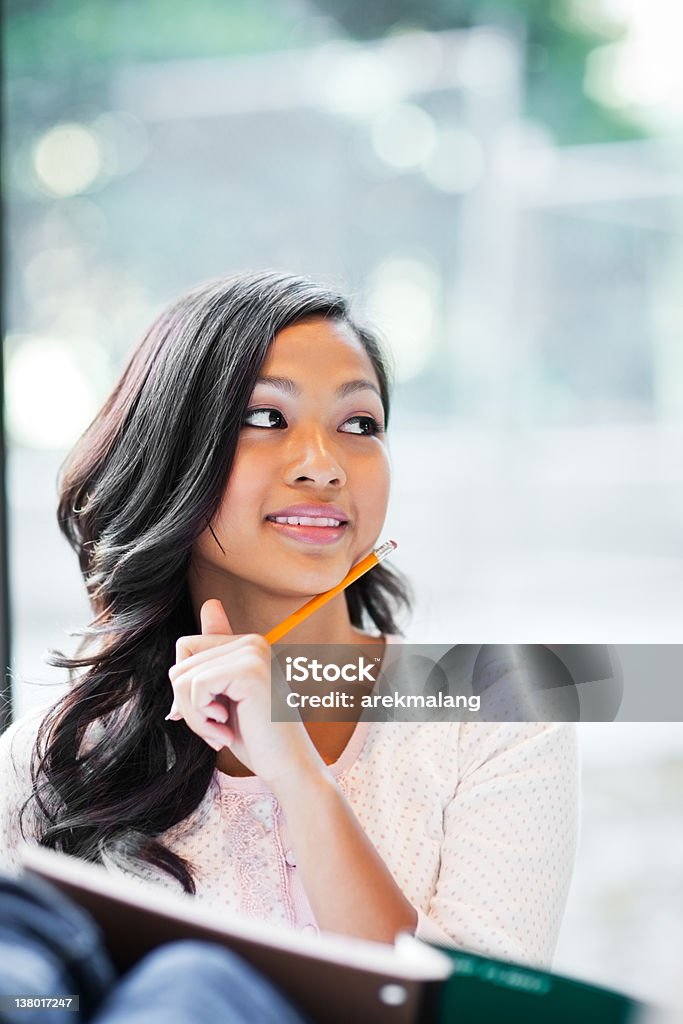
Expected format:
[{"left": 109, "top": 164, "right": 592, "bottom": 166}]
[
  {"left": 170, "top": 599, "right": 418, "bottom": 943},
  {"left": 167, "top": 599, "right": 321, "bottom": 790}
]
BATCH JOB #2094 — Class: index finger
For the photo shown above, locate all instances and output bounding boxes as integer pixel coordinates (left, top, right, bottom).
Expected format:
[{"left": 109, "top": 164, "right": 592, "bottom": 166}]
[
  {"left": 171, "top": 633, "right": 264, "bottom": 680},
  {"left": 175, "top": 633, "right": 231, "bottom": 665}
]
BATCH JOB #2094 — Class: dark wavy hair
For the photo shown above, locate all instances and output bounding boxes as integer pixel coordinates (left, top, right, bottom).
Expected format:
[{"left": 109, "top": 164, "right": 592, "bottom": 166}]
[{"left": 24, "top": 270, "right": 411, "bottom": 892}]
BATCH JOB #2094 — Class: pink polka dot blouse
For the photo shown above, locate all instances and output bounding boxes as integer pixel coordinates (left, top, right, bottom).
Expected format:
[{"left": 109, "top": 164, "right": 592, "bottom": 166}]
[{"left": 0, "top": 638, "right": 578, "bottom": 969}]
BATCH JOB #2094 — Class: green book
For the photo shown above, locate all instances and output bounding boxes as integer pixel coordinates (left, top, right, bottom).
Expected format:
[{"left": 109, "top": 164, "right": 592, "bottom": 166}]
[{"left": 424, "top": 946, "right": 641, "bottom": 1024}]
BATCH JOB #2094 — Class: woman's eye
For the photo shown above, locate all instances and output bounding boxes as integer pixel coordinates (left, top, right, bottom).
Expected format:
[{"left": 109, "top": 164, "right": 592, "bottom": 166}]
[
  {"left": 243, "top": 408, "right": 287, "bottom": 429},
  {"left": 340, "top": 416, "right": 384, "bottom": 436}
]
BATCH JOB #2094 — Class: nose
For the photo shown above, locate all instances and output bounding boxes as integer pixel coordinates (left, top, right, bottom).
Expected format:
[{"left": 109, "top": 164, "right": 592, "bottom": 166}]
[{"left": 283, "top": 424, "right": 347, "bottom": 489}]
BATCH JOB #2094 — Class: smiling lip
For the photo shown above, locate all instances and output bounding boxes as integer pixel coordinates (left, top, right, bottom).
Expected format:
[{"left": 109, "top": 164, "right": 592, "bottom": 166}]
[{"left": 265, "top": 503, "right": 349, "bottom": 545}]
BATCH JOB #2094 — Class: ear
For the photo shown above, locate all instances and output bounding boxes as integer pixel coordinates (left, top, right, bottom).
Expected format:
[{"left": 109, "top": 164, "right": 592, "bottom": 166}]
[{"left": 200, "top": 598, "right": 233, "bottom": 636}]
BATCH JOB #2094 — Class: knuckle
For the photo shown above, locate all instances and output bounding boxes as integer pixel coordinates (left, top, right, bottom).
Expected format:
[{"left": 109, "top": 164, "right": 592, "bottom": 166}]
[
  {"left": 234, "top": 651, "right": 261, "bottom": 676},
  {"left": 249, "top": 654, "right": 269, "bottom": 675},
  {"left": 191, "top": 674, "right": 216, "bottom": 706},
  {"left": 191, "top": 674, "right": 211, "bottom": 699},
  {"left": 246, "top": 633, "right": 270, "bottom": 655},
  {"left": 172, "top": 674, "right": 189, "bottom": 699}
]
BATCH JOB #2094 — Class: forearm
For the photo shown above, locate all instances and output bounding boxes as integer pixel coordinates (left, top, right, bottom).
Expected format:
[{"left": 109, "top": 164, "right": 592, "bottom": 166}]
[{"left": 272, "top": 764, "right": 417, "bottom": 943}]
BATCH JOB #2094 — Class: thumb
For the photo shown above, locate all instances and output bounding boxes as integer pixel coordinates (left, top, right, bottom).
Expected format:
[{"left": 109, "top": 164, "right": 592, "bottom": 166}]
[{"left": 200, "top": 598, "right": 234, "bottom": 636}]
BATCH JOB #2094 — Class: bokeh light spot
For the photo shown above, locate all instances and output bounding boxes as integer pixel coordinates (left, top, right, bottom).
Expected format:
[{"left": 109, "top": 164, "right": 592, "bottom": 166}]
[
  {"left": 367, "top": 257, "right": 439, "bottom": 381},
  {"left": 371, "top": 104, "right": 437, "bottom": 171},
  {"left": 6, "top": 335, "right": 101, "bottom": 449},
  {"left": 423, "top": 127, "right": 485, "bottom": 193},
  {"left": 33, "top": 123, "right": 103, "bottom": 197}
]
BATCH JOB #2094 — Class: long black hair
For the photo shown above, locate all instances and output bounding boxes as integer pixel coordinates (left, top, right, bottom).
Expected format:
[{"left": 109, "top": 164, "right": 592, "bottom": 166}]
[{"left": 24, "top": 271, "right": 411, "bottom": 891}]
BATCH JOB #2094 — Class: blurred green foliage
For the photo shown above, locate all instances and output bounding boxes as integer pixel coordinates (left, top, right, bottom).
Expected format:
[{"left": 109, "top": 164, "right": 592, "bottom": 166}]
[
  {"left": 5, "top": 0, "right": 642, "bottom": 143},
  {"left": 310, "top": 0, "right": 642, "bottom": 142},
  {"left": 4, "top": 0, "right": 316, "bottom": 72}
]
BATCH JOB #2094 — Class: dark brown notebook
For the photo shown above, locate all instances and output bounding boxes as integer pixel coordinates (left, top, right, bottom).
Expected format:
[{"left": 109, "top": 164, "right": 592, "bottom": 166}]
[{"left": 21, "top": 846, "right": 452, "bottom": 1024}]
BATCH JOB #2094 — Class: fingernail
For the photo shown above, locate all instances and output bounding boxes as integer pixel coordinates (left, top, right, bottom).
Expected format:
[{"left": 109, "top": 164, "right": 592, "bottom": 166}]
[{"left": 164, "top": 703, "right": 182, "bottom": 721}]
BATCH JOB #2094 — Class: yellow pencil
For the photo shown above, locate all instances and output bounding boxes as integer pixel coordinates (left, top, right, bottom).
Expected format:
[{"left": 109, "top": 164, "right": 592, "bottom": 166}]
[{"left": 264, "top": 539, "right": 398, "bottom": 645}]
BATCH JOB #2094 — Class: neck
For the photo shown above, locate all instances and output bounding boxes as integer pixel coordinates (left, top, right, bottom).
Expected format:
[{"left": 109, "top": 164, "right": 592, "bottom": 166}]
[{"left": 188, "top": 562, "right": 370, "bottom": 645}]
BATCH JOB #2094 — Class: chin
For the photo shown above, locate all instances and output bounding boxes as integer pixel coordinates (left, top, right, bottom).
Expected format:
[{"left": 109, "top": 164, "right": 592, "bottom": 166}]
[{"left": 271, "top": 563, "right": 347, "bottom": 599}]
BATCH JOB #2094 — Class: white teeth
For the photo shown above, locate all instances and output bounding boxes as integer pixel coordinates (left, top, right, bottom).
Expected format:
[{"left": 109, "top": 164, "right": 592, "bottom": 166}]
[{"left": 271, "top": 516, "right": 343, "bottom": 527}]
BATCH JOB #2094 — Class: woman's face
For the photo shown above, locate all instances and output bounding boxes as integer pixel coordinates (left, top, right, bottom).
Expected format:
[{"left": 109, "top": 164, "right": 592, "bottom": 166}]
[{"left": 193, "top": 317, "right": 391, "bottom": 600}]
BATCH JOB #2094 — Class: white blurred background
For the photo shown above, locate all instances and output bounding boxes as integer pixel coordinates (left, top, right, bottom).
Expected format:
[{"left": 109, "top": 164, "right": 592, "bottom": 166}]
[{"left": 4, "top": 0, "right": 682, "bottom": 1010}]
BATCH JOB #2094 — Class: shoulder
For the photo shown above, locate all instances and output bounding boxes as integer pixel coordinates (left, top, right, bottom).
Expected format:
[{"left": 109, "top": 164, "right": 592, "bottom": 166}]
[
  {"left": 362, "top": 718, "right": 576, "bottom": 766},
  {"left": 457, "top": 720, "right": 579, "bottom": 786},
  {"left": 359, "top": 720, "right": 577, "bottom": 801},
  {"left": 0, "top": 704, "right": 49, "bottom": 779},
  {"left": 0, "top": 704, "right": 56, "bottom": 874}
]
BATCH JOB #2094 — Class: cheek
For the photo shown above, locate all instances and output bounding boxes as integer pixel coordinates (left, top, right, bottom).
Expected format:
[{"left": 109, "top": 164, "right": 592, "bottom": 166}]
[
  {"left": 374, "top": 460, "right": 391, "bottom": 503},
  {"left": 212, "top": 448, "right": 269, "bottom": 530},
  {"left": 357, "top": 452, "right": 390, "bottom": 518}
]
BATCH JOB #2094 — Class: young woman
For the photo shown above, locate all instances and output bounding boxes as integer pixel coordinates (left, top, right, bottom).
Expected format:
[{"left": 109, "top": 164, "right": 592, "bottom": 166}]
[{"left": 0, "top": 271, "right": 578, "bottom": 965}]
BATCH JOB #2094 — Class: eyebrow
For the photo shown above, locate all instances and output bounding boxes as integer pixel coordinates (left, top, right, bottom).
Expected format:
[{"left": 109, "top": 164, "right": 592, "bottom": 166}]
[{"left": 255, "top": 375, "right": 382, "bottom": 399}]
